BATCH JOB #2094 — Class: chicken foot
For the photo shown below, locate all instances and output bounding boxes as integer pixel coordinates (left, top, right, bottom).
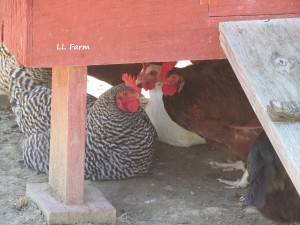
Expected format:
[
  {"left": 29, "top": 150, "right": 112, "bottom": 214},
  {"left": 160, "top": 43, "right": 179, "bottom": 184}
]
[
  {"left": 217, "top": 170, "right": 249, "bottom": 189},
  {"left": 208, "top": 160, "right": 246, "bottom": 172},
  {"left": 208, "top": 160, "right": 249, "bottom": 188}
]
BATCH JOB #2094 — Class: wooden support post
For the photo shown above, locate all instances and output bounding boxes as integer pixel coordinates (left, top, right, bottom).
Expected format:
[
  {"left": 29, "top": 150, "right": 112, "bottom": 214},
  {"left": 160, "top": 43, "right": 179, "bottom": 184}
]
[
  {"left": 49, "top": 66, "right": 87, "bottom": 204},
  {"left": 26, "top": 66, "right": 116, "bottom": 224}
]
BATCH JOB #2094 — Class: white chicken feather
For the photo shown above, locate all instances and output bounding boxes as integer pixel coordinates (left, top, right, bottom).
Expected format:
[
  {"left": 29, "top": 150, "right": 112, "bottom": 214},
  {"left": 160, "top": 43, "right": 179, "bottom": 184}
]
[{"left": 143, "top": 63, "right": 206, "bottom": 147}]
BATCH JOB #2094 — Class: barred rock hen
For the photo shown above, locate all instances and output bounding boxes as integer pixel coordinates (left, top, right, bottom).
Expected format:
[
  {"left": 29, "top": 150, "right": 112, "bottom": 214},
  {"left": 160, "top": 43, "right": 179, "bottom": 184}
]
[
  {"left": 137, "top": 60, "right": 263, "bottom": 188},
  {"left": 85, "top": 74, "right": 158, "bottom": 181},
  {"left": 22, "top": 131, "right": 51, "bottom": 173},
  {"left": 242, "top": 131, "right": 300, "bottom": 223},
  {"left": 0, "top": 44, "right": 52, "bottom": 94},
  {"left": 10, "top": 68, "right": 97, "bottom": 173},
  {"left": 10, "top": 69, "right": 52, "bottom": 136},
  {"left": 11, "top": 69, "right": 157, "bottom": 178}
]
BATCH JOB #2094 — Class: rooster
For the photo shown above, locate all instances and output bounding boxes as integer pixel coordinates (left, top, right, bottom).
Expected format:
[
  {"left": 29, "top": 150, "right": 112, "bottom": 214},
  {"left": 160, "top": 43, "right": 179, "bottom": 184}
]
[
  {"left": 137, "top": 63, "right": 206, "bottom": 147},
  {"left": 137, "top": 59, "right": 263, "bottom": 188},
  {"left": 241, "top": 131, "right": 300, "bottom": 223}
]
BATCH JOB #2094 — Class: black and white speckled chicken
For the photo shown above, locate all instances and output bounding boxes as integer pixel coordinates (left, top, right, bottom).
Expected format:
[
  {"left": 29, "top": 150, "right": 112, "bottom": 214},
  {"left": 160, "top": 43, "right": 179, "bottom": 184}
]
[
  {"left": 242, "top": 131, "right": 300, "bottom": 223},
  {"left": 10, "top": 69, "right": 157, "bottom": 178},
  {"left": 0, "top": 44, "right": 52, "bottom": 95},
  {"left": 9, "top": 69, "right": 52, "bottom": 136},
  {"left": 85, "top": 74, "right": 158, "bottom": 181},
  {"left": 9, "top": 68, "right": 96, "bottom": 173}
]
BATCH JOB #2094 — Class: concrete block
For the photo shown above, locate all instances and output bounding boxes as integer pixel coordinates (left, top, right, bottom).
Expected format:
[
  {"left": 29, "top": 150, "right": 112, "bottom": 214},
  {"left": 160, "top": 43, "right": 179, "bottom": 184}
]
[{"left": 26, "top": 182, "right": 116, "bottom": 225}]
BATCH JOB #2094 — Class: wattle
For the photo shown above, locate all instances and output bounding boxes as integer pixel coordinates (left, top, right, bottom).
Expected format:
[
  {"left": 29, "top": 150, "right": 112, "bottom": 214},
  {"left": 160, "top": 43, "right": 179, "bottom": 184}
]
[
  {"left": 126, "top": 100, "right": 140, "bottom": 112},
  {"left": 162, "top": 84, "right": 177, "bottom": 96}
]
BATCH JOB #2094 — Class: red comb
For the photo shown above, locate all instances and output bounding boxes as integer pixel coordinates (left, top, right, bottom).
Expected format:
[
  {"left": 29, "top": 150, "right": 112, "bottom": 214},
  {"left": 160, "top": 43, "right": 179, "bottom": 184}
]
[
  {"left": 159, "top": 62, "right": 177, "bottom": 80},
  {"left": 122, "top": 73, "right": 141, "bottom": 93}
]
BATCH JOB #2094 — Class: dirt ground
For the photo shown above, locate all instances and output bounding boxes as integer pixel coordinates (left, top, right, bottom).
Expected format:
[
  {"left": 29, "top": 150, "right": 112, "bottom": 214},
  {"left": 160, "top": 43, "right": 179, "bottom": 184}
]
[{"left": 0, "top": 107, "right": 289, "bottom": 225}]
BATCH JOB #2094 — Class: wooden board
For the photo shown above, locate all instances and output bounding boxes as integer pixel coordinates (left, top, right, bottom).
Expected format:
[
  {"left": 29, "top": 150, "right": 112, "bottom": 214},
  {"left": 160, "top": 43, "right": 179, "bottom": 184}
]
[
  {"left": 220, "top": 18, "right": 300, "bottom": 193},
  {"left": 1, "top": 0, "right": 300, "bottom": 67}
]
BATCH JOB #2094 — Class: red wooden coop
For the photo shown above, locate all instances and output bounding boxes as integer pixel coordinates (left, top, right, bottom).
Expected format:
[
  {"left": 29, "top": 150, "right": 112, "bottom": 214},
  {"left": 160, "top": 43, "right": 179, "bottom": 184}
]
[{"left": 1, "top": 0, "right": 300, "bottom": 224}]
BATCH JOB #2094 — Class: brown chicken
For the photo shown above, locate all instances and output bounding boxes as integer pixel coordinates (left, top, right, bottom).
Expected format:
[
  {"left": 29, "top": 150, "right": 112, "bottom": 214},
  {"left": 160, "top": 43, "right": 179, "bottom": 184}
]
[{"left": 137, "top": 59, "right": 263, "bottom": 187}]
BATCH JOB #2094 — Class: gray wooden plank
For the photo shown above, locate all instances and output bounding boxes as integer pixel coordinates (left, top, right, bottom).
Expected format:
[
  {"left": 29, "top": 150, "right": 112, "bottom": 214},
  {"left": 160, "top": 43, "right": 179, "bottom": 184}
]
[{"left": 219, "top": 18, "right": 300, "bottom": 194}]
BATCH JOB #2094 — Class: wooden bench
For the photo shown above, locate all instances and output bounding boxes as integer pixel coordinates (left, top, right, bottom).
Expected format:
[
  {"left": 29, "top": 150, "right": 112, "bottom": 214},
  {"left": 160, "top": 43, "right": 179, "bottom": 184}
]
[{"left": 220, "top": 18, "right": 300, "bottom": 194}]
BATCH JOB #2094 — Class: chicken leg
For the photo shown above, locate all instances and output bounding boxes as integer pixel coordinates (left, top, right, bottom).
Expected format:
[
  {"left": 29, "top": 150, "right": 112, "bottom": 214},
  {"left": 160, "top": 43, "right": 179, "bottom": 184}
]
[{"left": 208, "top": 160, "right": 249, "bottom": 188}]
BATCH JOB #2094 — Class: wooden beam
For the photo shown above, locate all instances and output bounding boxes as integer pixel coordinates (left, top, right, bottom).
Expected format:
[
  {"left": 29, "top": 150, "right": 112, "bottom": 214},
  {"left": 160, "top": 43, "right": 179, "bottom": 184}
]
[
  {"left": 2, "top": 0, "right": 33, "bottom": 65},
  {"left": 209, "top": 0, "right": 300, "bottom": 17},
  {"left": 220, "top": 18, "right": 300, "bottom": 193},
  {"left": 49, "top": 66, "right": 87, "bottom": 204},
  {"left": 29, "top": 0, "right": 300, "bottom": 66},
  {"left": 2, "top": 0, "right": 300, "bottom": 67}
]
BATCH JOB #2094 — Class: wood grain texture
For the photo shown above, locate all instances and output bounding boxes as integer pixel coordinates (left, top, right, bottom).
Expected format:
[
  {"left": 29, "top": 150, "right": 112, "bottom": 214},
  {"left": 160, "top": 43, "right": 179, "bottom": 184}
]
[
  {"left": 26, "top": 183, "right": 116, "bottom": 225},
  {"left": 2, "top": 0, "right": 33, "bottom": 65},
  {"left": 210, "top": 0, "right": 300, "bottom": 17},
  {"left": 220, "top": 18, "right": 300, "bottom": 194},
  {"left": 49, "top": 66, "right": 87, "bottom": 204},
  {"left": 31, "top": 0, "right": 209, "bottom": 66},
  {"left": 0, "top": 1, "right": 3, "bottom": 42},
  {"left": 1, "top": 0, "right": 300, "bottom": 66}
]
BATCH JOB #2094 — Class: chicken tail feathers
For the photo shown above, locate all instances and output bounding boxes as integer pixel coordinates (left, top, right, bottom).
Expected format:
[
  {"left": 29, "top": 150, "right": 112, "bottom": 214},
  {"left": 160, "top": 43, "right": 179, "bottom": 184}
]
[{"left": 242, "top": 132, "right": 276, "bottom": 209}]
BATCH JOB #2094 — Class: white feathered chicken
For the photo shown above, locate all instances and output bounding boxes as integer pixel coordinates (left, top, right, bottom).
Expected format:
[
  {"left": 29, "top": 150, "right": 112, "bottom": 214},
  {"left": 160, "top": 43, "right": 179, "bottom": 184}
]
[{"left": 138, "top": 63, "right": 206, "bottom": 147}]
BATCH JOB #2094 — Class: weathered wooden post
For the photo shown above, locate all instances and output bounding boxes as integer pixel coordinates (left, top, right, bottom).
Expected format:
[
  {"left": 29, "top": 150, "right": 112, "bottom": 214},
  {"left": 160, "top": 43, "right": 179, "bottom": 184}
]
[
  {"left": 26, "top": 66, "right": 116, "bottom": 224},
  {"left": 49, "top": 66, "right": 87, "bottom": 204}
]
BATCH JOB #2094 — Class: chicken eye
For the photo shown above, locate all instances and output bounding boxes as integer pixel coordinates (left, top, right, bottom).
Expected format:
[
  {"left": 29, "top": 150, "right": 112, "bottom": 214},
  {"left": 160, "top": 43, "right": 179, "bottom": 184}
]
[{"left": 169, "top": 74, "right": 177, "bottom": 81}]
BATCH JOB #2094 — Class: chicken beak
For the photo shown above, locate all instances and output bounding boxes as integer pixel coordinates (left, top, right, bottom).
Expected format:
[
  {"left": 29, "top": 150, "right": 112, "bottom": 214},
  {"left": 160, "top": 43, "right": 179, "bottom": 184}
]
[{"left": 136, "top": 81, "right": 143, "bottom": 88}]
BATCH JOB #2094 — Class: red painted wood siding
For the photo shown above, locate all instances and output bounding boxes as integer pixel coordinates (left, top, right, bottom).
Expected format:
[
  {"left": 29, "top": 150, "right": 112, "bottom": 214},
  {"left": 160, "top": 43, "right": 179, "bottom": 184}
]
[
  {"left": 0, "top": 1, "right": 4, "bottom": 42},
  {"left": 0, "top": 1, "right": 3, "bottom": 42},
  {"left": 209, "top": 0, "right": 300, "bottom": 16},
  {"left": 1, "top": 0, "right": 300, "bottom": 67},
  {"left": 2, "top": 0, "right": 33, "bottom": 65},
  {"left": 31, "top": 0, "right": 209, "bottom": 67}
]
